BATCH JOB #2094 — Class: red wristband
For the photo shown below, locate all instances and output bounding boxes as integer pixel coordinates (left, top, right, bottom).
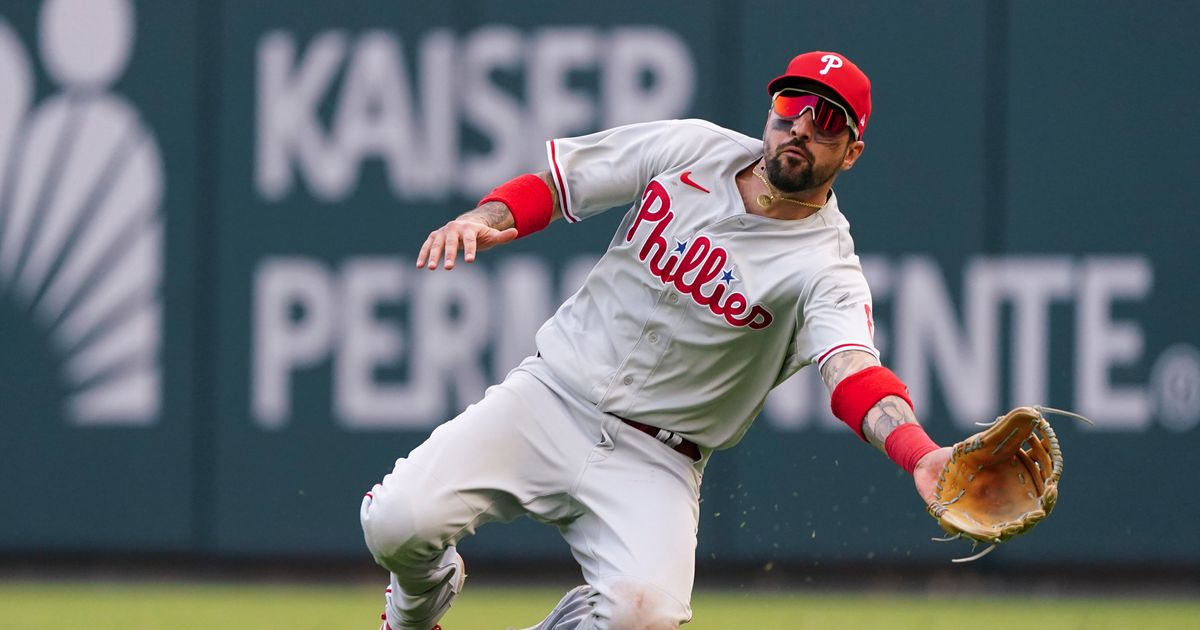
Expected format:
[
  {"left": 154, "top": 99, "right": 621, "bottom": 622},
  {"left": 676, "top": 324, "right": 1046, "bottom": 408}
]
[
  {"left": 479, "top": 173, "right": 553, "bottom": 237},
  {"left": 829, "top": 366, "right": 913, "bottom": 441},
  {"left": 884, "top": 423, "right": 940, "bottom": 475}
]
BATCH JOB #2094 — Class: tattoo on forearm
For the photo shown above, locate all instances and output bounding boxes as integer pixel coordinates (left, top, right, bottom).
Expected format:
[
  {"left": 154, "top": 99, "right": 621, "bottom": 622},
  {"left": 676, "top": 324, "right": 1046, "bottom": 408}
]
[
  {"left": 820, "top": 350, "right": 921, "bottom": 448},
  {"left": 819, "top": 350, "right": 878, "bottom": 391},
  {"left": 820, "top": 350, "right": 920, "bottom": 450},
  {"left": 862, "top": 396, "right": 917, "bottom": 451},
  {"left": 458, "top": 172, "right": 562, "bottom": 229},
  {"left": 459, "top": 201, "right": 514, "bottom": 230}
]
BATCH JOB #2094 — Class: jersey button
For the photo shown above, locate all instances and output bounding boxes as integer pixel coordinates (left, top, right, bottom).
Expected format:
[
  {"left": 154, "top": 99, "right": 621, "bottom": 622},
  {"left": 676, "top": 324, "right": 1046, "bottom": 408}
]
[
  {"left": 648, "top": 332, "right": 660, "bottom": 344},
  {"left": 669, "top": 293, "right": 680, "bottom": 303},
  {"left": 622, "top": 375, "right": 634, "bottom": 386}
]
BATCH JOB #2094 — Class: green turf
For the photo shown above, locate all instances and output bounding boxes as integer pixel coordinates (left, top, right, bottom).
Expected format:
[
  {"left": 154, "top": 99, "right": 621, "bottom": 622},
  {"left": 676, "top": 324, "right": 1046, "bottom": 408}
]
[{"left": 1, "top": 581, "right": 1197, "bottom": 629}]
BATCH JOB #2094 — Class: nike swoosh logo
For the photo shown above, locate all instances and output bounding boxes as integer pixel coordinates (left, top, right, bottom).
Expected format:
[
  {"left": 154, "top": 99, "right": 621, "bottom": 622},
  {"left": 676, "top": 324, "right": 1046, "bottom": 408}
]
[{"left": 680, "top": 170, "right": 710, "bottom": 193}]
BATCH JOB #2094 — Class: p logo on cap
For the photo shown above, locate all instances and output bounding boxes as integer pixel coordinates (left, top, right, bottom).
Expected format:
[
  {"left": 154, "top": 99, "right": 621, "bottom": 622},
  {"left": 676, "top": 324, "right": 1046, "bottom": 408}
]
[
  {"left": 767, "top": 51, "right": 872, "bottom": 138},
  {"left": 819, "top": 54, "right": 843, "bottom": 75}
]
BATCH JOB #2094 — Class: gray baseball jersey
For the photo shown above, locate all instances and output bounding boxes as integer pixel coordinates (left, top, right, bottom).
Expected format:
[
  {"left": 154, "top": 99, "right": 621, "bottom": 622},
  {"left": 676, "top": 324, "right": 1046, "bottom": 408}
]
[{"left": 540, "top": 118, "right": 879, "bottom": 451}]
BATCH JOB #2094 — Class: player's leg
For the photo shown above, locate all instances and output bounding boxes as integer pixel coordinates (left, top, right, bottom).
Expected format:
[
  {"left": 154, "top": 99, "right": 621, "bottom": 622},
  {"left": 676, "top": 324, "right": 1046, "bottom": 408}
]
[
  {"left": 360, "top": 363, "right": 586, "bottom": 630},
  {"left": 360, "top": 430, "right": 497, "bottom": 630},
  {"left": 546, "top": 415, "right": 703, "bottom": 629}
]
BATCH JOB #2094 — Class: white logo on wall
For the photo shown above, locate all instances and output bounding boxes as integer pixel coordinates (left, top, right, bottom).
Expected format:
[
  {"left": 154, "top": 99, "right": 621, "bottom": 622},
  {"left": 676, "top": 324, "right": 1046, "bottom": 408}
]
[{"left": 0, "top": 0, "right": 164, "bottom": 426}]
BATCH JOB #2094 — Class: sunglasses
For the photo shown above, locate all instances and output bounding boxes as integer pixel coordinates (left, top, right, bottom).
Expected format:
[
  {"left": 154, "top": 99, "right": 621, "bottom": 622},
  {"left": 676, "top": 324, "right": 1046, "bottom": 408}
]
[{"left": 771, "top": 89, "right": 856, "bottom": 138}]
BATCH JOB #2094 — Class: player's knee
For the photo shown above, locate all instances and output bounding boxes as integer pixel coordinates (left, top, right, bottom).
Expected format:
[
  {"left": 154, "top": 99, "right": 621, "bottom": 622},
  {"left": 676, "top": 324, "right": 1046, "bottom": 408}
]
[
  {"left": 359, "top": 472, "right": 445, "bottom": 572},
  {"left": 596, "top": 579, "right": 690, "bottom": 630}
]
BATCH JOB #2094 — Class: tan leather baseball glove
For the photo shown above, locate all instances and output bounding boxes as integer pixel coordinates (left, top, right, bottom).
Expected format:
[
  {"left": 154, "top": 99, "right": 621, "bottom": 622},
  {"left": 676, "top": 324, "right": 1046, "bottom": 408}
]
[{"left": 927, "top": 406, "right": 1090, "bottom": 562}]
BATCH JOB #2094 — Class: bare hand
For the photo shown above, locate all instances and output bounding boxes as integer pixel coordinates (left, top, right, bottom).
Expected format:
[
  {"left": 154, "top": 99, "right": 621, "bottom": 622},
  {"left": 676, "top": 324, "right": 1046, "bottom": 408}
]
[
  {"left": 415, "top": 219, "right": 519, "bottom": 270},
  {"left": 913, "top": 446, "right": 952, "bottom": 506}
]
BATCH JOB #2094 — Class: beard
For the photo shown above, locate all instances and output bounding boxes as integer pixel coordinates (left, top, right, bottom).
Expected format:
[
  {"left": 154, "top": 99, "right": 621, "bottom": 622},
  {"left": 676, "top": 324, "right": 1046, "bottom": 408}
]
[{"left": 764, "top": 142, "right": 843, "bottom": 193}]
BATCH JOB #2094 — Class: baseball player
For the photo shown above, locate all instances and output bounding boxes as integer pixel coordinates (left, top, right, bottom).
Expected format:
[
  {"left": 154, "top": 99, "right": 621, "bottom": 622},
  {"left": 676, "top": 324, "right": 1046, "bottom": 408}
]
[{"left": 360, "top": 50, "right": 953, "bottom": 630}]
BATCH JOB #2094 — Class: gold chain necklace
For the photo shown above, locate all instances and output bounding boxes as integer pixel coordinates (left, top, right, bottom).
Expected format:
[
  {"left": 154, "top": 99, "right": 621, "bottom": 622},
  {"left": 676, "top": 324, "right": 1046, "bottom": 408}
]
[{"left": 753, "top": 168, "right": 824, "bottom": 210}]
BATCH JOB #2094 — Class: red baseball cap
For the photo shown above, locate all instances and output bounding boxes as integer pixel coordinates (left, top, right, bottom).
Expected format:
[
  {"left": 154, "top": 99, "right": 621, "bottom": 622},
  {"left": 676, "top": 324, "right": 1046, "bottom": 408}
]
[{"left": 767, "top": 51, "right": 872, "bottom": 138}]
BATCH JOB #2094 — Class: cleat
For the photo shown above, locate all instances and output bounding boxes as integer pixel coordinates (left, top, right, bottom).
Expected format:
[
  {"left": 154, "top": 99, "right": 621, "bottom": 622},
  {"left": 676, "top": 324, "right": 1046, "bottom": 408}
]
[{"left": 376, "top": 552, "right": 465, "bottom": 630}]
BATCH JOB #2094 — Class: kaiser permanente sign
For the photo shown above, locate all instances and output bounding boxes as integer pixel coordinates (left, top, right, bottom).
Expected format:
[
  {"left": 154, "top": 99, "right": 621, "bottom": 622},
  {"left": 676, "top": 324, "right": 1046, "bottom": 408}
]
[
  {"left": 246, "top": 27, "right": 1199, "bottom": 437},
  {"left": 252, "top": 253, "right": 1198, "bottom": 434}
]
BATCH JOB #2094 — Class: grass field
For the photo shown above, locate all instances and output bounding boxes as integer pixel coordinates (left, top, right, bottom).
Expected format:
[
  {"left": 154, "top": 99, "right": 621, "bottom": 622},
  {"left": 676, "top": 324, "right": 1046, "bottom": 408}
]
[{"left": 2, "top": 580, "right": 1197, "bottom": 629}]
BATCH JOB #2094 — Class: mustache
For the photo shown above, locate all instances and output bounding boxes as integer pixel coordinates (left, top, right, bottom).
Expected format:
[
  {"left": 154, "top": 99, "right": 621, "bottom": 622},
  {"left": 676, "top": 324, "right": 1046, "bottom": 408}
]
[{"left": 776, "top": 141, "right": 813, "bottom": 162}]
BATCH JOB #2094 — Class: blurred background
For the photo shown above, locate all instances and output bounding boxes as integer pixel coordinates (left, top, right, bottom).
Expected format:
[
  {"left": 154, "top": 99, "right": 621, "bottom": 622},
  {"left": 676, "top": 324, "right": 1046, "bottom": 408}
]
[{"left": 0, "top": 0, "right": 1197, "bottom": 623}]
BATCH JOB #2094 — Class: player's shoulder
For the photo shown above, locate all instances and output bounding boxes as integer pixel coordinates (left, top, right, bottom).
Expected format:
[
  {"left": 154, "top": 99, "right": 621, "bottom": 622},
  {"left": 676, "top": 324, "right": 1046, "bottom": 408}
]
[{"left": 662, "top": 119, "right": 761, "bottom": 154}]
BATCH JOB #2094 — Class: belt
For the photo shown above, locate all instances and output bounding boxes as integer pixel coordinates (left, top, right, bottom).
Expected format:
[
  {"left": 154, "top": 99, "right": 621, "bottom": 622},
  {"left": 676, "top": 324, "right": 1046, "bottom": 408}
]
[{"left": 616, "top": 416, "right": 701, "bottom": 461}]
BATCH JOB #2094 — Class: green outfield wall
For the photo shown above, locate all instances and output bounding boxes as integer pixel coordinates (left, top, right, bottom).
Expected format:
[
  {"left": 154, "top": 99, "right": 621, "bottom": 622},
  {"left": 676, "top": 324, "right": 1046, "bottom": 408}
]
[{"left": 1, "top": 0, "right": 1197, "bottom": 568}]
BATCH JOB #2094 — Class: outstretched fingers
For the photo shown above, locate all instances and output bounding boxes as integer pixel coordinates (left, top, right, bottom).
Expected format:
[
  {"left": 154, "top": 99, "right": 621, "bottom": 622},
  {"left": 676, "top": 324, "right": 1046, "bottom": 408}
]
[
  {"left": 416, "top": 221, "right": 516, "bottom": 270},
  {"left": 415, "top": 226, "right": 460, "bottom": 270}
]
